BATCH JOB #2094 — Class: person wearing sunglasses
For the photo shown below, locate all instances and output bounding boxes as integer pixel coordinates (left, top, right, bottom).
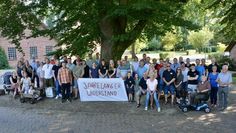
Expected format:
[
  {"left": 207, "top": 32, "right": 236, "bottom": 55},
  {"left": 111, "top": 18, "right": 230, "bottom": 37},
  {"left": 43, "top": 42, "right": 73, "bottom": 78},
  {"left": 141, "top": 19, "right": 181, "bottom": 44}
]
[{"left": 162, "top": 63, "right": 176, "bottom": 105}]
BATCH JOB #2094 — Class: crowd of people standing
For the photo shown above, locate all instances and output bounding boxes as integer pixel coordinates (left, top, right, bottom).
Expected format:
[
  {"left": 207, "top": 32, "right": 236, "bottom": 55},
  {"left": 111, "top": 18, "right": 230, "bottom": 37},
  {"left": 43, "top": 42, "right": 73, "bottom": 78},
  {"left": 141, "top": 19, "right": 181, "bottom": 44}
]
[{"left": 10, "top": 53, "right": 233, "bottom": 112}]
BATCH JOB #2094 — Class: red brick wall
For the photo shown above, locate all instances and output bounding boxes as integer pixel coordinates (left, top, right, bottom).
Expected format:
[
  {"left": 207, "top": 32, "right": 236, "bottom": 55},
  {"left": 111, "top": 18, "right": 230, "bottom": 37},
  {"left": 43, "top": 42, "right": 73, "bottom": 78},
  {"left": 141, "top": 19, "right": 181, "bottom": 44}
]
[{"left": 0, "top": 30, "right": 57, "bottom": 68}]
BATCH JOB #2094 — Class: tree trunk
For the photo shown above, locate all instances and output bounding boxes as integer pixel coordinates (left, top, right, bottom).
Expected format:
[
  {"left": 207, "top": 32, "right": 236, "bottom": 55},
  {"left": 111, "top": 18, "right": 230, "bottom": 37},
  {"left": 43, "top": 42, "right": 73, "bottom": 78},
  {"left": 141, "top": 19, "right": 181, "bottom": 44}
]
[
  {"left": 131, "top": 43, "right": 136, "bottom": 59},
  {"left": 100, "top": 40, "right": 131, "bottom": 62},
  {"left": 100, "top": 39, "right": 113, "bottom": 61}
]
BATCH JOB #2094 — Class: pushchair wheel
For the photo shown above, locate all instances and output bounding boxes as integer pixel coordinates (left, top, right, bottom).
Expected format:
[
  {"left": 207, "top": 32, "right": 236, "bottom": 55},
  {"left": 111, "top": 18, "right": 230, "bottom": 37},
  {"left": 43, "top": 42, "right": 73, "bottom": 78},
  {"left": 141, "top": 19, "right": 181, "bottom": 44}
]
[
  {"left": 182, "top": 107, "right": 188, "bottom": 112},
  {"left": 30, "top": 99, "right": 36, "bottom": 104},
  {"left": 204, "top": 107, "right": 210, "bottom": 113},
  {"left": 20, "top": 98, "right": 25, "bottom": 103}
]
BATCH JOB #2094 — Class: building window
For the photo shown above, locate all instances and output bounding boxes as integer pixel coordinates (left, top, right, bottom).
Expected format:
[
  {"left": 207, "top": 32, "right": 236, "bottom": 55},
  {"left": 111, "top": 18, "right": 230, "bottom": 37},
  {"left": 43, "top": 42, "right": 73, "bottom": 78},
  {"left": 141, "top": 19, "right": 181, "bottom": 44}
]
[
  {"left": 30, "top": 46, "right": 38, "bottom": 59},
  {"left": 8, "top": 47, "right": 17, "bottom": 60},
  {"left": 45, "top": 46, "right": 53, "bottom": 55}
]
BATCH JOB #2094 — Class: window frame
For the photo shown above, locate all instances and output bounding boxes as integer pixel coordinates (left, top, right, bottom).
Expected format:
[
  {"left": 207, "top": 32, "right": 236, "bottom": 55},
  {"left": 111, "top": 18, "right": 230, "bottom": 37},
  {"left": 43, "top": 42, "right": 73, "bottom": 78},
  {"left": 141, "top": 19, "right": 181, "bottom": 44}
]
[
  {"left": 45, "top": 46, "right": 53, "bottom": 55},
  {"left": 7, "top": 47, "right": 17, "bottom": 61},
  {"left": 29, "top": 46, "right": 38, "bottom": 59}
]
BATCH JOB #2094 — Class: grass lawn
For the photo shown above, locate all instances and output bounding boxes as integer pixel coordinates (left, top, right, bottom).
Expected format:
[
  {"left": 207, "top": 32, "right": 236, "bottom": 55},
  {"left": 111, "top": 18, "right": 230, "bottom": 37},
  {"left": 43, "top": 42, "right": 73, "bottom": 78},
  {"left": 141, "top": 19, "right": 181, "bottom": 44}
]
[{"left": 233, "top": 77, "right": 236, "bottom": 84}]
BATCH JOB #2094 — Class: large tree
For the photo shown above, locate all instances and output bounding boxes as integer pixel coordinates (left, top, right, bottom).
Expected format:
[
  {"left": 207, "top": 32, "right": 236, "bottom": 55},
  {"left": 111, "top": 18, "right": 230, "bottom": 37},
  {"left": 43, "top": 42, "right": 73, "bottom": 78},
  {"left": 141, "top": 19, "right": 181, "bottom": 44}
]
[
  {"left": 207, "top": 0, "right": 236, "bottom": 42},
  {"left": 0, "top": 0, "right": 197, "bottom": 60}
]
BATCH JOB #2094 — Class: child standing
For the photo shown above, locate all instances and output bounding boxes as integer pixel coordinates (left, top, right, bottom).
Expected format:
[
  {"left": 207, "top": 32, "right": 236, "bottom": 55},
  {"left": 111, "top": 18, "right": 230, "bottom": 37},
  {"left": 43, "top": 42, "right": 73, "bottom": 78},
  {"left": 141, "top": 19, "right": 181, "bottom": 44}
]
[{"left": 125, "top": 72, "right": 135, "bottom": 102}]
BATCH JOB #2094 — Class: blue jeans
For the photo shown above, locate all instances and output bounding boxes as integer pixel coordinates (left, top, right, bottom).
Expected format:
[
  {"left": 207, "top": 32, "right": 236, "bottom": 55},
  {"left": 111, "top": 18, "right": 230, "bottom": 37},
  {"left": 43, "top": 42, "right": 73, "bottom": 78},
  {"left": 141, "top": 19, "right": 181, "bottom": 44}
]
[
  {"left": 145, "top": 91, "right": 160, "bottom": 108},
  {"left": 55, "top": 80, "right": 61, "bottom": 96},
  {"left": 164, "top": 85, "right": 175, "bottom": 95}
]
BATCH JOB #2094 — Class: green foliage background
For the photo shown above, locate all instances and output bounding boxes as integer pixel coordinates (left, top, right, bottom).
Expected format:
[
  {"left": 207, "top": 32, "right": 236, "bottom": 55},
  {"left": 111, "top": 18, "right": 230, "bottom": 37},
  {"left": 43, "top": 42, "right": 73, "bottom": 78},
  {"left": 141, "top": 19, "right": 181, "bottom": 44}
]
[{"left": 0, "top": 47, "right": 9, "bottom": 69}]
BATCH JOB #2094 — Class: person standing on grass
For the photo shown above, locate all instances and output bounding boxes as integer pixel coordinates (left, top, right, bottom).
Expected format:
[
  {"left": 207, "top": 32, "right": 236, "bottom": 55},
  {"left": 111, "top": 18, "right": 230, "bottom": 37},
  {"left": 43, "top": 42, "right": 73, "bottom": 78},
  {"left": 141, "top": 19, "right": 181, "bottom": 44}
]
[
  {"left": 163, "top": 63, "right": 176, "bottom": 105},
  {"left": 144, "top": 74, "right": 160, "bottom": 112},
  {"left": 58, "top": 61, "right": 73, "bottom": 103},
  {"left": 208, "top": 66, "right": 219, "bottom": 108},
  {"left": 217, "top": 65, "right": 232, "bottom": 111}
]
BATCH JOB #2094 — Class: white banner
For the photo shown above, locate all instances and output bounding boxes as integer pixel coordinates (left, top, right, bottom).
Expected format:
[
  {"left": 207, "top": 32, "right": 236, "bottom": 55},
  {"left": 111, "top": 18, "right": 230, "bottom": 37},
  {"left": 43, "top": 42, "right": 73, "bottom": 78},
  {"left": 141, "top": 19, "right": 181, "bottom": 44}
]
[{"left": 78, "top": 78, "right": 128, "bottom": 101}]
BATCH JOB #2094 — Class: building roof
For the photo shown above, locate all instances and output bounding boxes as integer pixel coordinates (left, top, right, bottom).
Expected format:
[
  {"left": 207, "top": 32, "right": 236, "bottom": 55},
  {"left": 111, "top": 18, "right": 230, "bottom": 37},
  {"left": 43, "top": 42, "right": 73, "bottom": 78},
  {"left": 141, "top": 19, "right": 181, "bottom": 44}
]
[{"left": 225, "top": 41, "right": 236, "bottom": 52}]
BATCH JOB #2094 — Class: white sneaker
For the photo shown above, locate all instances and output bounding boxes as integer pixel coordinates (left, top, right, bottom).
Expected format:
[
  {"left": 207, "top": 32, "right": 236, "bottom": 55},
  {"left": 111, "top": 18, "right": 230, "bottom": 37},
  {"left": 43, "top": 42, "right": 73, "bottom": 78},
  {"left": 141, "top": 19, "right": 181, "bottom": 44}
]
[
  {"left": 157, "top": 107, "right": 161, "bottom": 112},
  {"left": 59, "top": 94, "right": 62, "bottom": 98},
  {"left": 55, "top": 95, "right": 59, "bottom": 99},
  {"left": 144, "top": 107, "right": 148, "bottom": 111}
]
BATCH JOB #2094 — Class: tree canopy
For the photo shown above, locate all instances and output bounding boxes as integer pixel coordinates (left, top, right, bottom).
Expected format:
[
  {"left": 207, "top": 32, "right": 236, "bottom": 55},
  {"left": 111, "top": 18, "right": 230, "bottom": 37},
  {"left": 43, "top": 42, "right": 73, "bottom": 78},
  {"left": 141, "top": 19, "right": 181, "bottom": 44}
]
[
  {"left": 0, "top": 0, "right": 198, "bottom": 60},
  {"left": 207, "top": 0, "right": 236, "bottom": 42}
]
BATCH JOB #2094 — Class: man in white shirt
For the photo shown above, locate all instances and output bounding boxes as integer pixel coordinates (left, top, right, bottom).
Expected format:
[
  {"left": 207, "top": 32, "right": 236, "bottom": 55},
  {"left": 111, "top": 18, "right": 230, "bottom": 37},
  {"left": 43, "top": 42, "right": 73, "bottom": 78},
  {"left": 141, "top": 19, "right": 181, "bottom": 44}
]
[{"left": 42, "top": 58, "right": 54, "bottom": 89}]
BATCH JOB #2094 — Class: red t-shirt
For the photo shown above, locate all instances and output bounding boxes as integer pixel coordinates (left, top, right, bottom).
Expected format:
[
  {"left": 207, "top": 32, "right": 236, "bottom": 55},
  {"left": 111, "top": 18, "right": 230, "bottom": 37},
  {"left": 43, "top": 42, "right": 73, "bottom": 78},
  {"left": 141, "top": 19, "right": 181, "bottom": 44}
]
[{"left": 154, "top": 64, "right": 163, "bottom": 78}]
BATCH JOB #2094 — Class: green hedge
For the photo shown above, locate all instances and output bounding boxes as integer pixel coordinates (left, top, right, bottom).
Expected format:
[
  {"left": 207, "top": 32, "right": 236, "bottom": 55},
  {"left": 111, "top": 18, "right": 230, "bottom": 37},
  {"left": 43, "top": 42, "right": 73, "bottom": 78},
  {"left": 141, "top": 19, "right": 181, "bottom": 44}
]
[
  {"left": 0, "top": 47, "right": 10, "bottom": 69},
  {"left": 219, "top": 57, "right": 235, "bottom": 71}
]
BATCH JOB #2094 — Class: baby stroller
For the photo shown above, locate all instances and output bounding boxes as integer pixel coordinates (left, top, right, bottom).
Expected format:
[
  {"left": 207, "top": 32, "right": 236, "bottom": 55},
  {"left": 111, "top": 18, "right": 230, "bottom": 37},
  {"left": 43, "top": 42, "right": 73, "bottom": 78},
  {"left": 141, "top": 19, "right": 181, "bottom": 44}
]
[
  {"left": 2, "top": 72, "right": 13, "bottom": 94},
  {"left": 20, "top": 86, "right": 42, "bottom": 104},
  {"left": 178, "top": 88, "right": 211, "bottom": 113}
]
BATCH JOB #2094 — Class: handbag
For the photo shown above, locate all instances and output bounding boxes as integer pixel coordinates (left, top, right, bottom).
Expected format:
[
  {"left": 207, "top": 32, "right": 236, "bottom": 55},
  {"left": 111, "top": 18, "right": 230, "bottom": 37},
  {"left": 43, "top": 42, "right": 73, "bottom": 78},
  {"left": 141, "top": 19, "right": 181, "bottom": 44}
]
[{"left": 45, "top": 87, "right": 54, "bottom": 98}]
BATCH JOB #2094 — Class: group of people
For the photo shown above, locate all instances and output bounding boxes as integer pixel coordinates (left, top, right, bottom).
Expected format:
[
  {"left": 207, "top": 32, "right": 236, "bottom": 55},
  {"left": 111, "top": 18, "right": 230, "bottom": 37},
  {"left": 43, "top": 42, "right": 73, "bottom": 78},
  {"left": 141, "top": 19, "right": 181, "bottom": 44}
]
[{"left": 9, "top": 53, "right": 232, "bottom": 112}]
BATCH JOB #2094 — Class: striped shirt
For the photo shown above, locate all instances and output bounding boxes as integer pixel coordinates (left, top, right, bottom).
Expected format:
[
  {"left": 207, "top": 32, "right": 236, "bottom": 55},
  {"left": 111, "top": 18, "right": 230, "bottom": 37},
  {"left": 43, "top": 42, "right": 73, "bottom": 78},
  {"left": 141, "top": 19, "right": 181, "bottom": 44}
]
[{"left": 58, "top": 67, "right": 72, "bottom": 84}]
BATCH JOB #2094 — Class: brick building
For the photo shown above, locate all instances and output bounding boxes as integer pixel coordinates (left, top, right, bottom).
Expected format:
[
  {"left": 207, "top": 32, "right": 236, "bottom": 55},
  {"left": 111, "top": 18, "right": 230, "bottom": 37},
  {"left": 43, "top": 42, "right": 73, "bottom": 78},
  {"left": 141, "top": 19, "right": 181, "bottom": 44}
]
[{"left": 0, "top": 29, "right": 57, "bottom": 68}]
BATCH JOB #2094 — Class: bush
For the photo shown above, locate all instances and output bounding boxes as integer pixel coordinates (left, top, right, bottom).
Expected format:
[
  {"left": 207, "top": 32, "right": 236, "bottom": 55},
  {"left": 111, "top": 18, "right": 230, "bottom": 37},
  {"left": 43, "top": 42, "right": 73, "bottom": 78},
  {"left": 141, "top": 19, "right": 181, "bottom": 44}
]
[
  {"left": 0, "top": 47, "right": 10, "bottom": 69},
  {"left": 216, "top": 56, "right": 236, "bottom": 71},
  {"left": 208, "top": 53, "right": 221, "bottom": 59},
  {"left": 211, "top": 46, "right": 217, "bottom": 52},
  {"left": 159, "top": 53, "right": 169, "bottom": 59}
]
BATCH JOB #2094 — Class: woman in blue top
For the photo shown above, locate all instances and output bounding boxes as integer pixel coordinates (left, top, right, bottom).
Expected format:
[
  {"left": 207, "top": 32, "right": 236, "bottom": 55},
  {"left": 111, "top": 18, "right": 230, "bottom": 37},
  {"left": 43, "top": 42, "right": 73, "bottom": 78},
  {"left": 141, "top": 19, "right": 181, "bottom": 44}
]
[
  {"left": 89, "top": 62, "right": 99, "bottom": 78},
  {"left": 208, "top": 66, "right": 219, "bottom": 107}
]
